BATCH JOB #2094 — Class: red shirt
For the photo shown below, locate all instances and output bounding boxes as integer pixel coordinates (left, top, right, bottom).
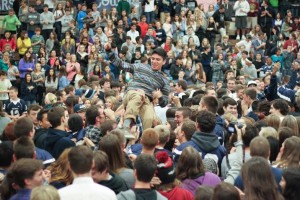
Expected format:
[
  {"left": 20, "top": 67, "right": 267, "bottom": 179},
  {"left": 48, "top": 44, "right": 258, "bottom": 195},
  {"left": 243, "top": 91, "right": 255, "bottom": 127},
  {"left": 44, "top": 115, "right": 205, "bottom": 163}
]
[
  {"left": 0, "top": 38, "right": 16, "bottom": 52},
  {"left": 138, "top": 22, "right": 149, "bottom": 39},
  {"left": 248, "top": 1, "right": 260, "bottom": 17},
  {"left": 159, "top": 187, "right": 194, "bottom": 200}
]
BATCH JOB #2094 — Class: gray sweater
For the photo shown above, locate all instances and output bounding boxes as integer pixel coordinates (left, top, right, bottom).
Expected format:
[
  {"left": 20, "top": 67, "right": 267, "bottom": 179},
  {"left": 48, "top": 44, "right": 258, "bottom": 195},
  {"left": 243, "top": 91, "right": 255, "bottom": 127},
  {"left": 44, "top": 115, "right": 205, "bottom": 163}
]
[
  {"left": 26, "top": 11, "right": 40, "bottom": 31},
  {"left": 40, "top": 11, "right": 55, "bottom": 30}
]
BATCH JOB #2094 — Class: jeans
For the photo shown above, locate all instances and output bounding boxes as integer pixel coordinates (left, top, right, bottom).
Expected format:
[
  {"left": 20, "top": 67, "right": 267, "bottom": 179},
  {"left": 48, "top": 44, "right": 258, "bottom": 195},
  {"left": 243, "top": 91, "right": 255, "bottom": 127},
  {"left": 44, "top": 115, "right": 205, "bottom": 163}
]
[
  {"left": 145, "top": 11, "right": 155, "bottom": 24},
  {"left": 26, "top": 100, "right": 36, "bottom": 107}
]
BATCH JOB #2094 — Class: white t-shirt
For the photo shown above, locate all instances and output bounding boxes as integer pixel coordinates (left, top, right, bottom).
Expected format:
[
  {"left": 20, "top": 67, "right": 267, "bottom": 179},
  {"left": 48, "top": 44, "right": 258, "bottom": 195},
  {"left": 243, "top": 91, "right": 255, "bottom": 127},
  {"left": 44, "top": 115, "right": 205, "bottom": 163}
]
[{"left": 0, "top": 79, "right": 12, "bottom": 101}]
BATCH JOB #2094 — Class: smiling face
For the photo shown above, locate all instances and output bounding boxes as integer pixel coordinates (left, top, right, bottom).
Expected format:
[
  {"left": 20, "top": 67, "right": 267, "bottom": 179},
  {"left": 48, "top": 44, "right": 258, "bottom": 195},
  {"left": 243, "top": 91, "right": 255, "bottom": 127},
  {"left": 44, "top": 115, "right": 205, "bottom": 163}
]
[{"left": 151, "top": 54, "right": 165, "bottom": 71}]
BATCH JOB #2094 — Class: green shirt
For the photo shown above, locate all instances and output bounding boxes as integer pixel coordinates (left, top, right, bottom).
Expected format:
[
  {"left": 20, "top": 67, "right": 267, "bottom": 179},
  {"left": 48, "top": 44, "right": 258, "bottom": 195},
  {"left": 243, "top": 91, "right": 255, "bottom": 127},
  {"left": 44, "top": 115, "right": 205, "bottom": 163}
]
[
  {"left": 2, "top": 15, "right": 21, "bottom": 31},
  {"left": 31, "top": 35, "right": 45, "bottom": 54},
  {"left": 270, "top": 0, "right": 278, "bottom": 7}
]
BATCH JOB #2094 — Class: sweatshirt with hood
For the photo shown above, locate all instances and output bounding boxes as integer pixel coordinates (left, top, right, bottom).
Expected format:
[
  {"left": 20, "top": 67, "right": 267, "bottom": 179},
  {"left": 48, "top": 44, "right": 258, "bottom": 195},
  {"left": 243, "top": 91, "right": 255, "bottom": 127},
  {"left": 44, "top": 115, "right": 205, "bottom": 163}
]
[
  {"left": 44, "top": 128, "right": 75, "bottom": 159},
  {"left": 98, "top": 173, "right": 129, "bottom": 195},
  {"left": 187, "top": 131, "right": 226, "bottom": 167},
  {"left": 117, "top": 189, "right": 167, "bottom": 200}
]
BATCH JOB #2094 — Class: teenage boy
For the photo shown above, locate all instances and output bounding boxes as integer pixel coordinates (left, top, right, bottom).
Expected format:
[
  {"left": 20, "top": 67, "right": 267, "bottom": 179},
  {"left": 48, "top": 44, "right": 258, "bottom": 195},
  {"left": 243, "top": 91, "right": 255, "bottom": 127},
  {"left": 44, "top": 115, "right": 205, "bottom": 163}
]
[{"left": 31, "top": 27, "right": 44, "bottom": 54}]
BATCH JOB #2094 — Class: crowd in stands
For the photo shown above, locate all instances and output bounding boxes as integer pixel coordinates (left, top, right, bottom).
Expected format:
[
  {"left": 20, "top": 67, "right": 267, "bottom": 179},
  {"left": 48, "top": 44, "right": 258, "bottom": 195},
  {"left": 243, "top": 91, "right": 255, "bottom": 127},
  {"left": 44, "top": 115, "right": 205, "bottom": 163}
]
[{"left": 1, "top": 0, "right": 300, "bottom": 199}]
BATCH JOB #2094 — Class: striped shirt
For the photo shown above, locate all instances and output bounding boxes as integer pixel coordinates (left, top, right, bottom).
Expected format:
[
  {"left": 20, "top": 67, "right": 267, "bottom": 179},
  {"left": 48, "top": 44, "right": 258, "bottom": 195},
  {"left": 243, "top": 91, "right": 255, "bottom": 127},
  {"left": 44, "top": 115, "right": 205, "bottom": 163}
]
[{"left": 111, "top": 55, "right": 170, "bottom": 98}]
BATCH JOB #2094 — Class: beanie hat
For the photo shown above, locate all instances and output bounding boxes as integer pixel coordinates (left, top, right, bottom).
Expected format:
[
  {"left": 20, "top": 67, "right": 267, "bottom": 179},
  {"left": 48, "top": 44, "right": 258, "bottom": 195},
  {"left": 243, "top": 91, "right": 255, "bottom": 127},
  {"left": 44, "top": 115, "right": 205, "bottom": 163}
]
[
  {"left": 203, "top": 158, "right": 218, "bottom": 175},
  {"left": 156, "top": 151, "right": 176, "bottom": 185}
]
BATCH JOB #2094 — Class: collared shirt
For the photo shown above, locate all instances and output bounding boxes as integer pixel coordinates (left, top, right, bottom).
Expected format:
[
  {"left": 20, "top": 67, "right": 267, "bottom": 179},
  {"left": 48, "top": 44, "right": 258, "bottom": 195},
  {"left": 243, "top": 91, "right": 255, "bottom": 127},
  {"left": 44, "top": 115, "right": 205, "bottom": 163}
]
[
  {"left": 59, "top": 177, "right": 117, "bottom": 200},
  {"left": 85, "top": 125, "right": 103, "bottom": 145}
]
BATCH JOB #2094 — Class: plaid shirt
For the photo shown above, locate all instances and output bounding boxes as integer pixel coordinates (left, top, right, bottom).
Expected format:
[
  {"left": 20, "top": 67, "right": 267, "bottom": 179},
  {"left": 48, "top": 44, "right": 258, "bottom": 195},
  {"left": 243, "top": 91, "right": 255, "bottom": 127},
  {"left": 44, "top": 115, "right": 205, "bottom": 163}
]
[{"left": 85, "top": 125, "right": 103, "bottom": 145}]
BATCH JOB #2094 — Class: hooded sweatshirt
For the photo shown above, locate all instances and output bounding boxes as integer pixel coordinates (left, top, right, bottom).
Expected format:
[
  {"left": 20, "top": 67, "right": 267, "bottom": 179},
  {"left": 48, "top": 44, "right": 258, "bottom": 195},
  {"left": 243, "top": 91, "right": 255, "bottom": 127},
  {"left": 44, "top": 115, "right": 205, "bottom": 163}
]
[
  {"left": 26, "top": 11, "right": 40, "bottom": 31},
  {"left": 180, "top": 172, "right": 221, "bottom": 195},
  {"left": 117, "top": 189, "right": 167, "bottom": 200},
  {"left": 98, "top": 173, "right": 129, "bottom": 194},
  {"left": 44, "top": 128, "right": 75, "bottom": 159},
  {"left": 189, "top": 131, "right": 226, "bottom": 167}
]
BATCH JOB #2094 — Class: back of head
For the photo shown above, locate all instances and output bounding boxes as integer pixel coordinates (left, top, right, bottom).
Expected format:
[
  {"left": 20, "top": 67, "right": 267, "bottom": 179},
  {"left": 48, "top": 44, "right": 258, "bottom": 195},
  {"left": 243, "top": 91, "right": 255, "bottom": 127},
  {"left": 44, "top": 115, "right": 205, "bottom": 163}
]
[
  {"left": 154, "top": 125, "right": 170, "bottom": 145},
  {"left": 195, "top": 185, "right": 214, "bottom": 200},
  {"left": 196, "top": 110, "right": 216, "bottom": 133},
  {"left": 134, "top": 154, "right": 157, "bottom": 183},
  {"left": 281, "top": 115, "right": 299, "bottom": 137},
  {"left": 241, "top": 156, "right": 281, "bottom": 200},
  {"left": 176, "top": 146, "right": 204, "bottom": 180},
  {"left": 141, "top": 128, "right": 159, "bottom": 151},
  {"left": 212, "top": 182, "right": 240, "bottom": 200},
  {"left": 10, "top": 158, "right": 43, "bottom": 189},
  {"left": 98, "top": 134, "right": 125, "bottom": 172},
  {"left": 278, "top": 127, "right": 294, "bottom": 148},
  {"left": 48, "top": 106, "right": 65, "bottom": 128},
  {"left": 177, "top": 107, "right": 192, "bottom": 119},
  {"left": 14, "top": 117, "right": 33, "bottom": 138},
  {"left": 30, "top": 185, "right": 60, "bottom": 200},
  {"left": 181, "top": 120, "right": 196, "bottom": 141},
  {"left": 0, "top": 141, "right": 13, "bottom": 168},
  {"left": 68, "top": 146, "right": 93, "bottom": 174},
  {"left": 68, "top": 114, "right": 83, "bottom": 132},
  {"left": 85, "top": 105, "right": 99, "bottom": 125},
  {"left": 259, "top": 127, "right": 278, "bottom": 139},
  {"left": 250, "top": 136, "right": 270, "bottom": 159},
  {"left": 13, "top": 136, "right": 35, "bottom": 160},
  {"left": 244, "top": 88, "right": 257, "bottom": 101},
  {"left": 93, "top": 150, "right": 109, "bottom": 173},
  {"left": 282, "top": 168, "right": 300, "bottom": 200},
  {"left": 242, "top": 124, "right": 258, "bottom": 147},
  {"left": 281, "top": 136, "right": 300, "bottom": 168},
  {"left": 201, "top": 95, "right": 218, "bottom": 114}
]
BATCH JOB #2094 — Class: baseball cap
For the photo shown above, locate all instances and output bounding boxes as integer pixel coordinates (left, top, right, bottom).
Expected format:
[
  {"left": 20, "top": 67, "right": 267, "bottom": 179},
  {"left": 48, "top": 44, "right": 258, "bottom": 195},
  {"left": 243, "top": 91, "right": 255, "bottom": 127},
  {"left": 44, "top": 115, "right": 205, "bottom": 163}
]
[
  {"left": 73, "top": 104, "right": 87, "bottom": 113},
  {"left": 247, "top": 80, "right": 257, "bottom": 87}
]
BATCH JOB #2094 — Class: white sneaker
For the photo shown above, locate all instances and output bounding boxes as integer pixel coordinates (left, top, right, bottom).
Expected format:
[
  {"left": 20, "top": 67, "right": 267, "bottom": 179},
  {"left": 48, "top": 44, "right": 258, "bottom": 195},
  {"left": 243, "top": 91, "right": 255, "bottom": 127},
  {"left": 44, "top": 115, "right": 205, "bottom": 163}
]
[
  {"left": 236, "top": 35, "right": 240, "bottom": 40},
  {"left": 242, "top": 35, "right": 246, "bottom": 40}
]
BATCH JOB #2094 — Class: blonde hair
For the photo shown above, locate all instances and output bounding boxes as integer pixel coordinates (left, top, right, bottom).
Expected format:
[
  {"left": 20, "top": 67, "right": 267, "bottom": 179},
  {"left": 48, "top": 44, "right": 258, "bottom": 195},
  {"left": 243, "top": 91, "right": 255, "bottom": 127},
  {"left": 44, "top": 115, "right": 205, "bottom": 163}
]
[
  {"left": 259, "top": 127, "right": 278, "bottom": 139},
  {"left": 45, "top": 93, "right": 57, "bottom": 105},
  {"left": 30, "top": 185, "right": 60, "bottom": 200}
]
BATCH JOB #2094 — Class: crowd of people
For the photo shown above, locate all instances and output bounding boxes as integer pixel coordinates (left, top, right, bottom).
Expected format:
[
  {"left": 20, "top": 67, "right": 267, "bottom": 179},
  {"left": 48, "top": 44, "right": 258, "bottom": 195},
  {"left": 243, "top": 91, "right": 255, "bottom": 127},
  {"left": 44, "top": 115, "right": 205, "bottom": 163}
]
[{"left": 1, "top": 0, "right": 300, "bottom": 199}]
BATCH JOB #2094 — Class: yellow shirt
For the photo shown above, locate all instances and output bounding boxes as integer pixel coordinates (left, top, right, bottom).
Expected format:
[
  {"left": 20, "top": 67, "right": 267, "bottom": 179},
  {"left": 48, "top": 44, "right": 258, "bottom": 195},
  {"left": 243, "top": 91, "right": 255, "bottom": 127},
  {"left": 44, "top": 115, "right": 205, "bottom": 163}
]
[{"left": 17, "top": 38, "right": 31, "bottom": 55}]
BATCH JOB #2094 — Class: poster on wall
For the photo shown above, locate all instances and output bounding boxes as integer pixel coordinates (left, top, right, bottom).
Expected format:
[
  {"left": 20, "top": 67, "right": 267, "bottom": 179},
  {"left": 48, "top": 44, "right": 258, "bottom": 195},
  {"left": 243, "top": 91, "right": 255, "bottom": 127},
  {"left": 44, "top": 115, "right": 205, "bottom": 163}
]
[{"left": 0, "top": 0, "right": 13, "bottom": 13}]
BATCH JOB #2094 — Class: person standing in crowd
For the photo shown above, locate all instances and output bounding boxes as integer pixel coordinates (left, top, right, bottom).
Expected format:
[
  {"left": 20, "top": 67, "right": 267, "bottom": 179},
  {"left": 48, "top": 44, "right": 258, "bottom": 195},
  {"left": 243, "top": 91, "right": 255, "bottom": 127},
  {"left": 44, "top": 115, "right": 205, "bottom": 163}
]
[
  {"left": 58, "top": 146, "right": 117, "bottom": 200},
  {"left": 40, "top": 4, "right": 55, "bottom": 41},
  {"left": 233, "top": 0, "right": 250, "bottom": 40},
  {"left": 1, "top": 9, "right": 21, "bottom": 39}
]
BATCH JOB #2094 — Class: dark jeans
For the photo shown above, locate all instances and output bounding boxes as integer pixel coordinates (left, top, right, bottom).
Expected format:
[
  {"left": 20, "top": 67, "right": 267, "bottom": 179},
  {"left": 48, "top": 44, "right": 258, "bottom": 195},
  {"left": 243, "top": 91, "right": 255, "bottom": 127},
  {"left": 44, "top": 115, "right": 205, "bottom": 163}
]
[
  {"left": 145, "top": 11, "right": 155, "bottom": 24},
  {"left": 42, "top": 29, "right": 53, "bottom": 41},
  {"left": 204, "top": 66, "right": 212, "bottom": 82},
  {"left": 54, "top": 22, "right": 62, "bottom": 41},
  {"left": 36, "top": 85, "right": 45, "bottom": 105}
]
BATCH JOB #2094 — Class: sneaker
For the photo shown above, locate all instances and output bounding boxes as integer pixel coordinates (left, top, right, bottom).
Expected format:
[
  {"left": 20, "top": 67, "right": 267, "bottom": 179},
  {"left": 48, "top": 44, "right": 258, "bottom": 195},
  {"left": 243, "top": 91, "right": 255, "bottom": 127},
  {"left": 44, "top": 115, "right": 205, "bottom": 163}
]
[
  {"left": 236, "top": 35, "right": 240, "bottom": 40},
  {"left": 241, "top": 35, "right": 246, "bottom": 40}
]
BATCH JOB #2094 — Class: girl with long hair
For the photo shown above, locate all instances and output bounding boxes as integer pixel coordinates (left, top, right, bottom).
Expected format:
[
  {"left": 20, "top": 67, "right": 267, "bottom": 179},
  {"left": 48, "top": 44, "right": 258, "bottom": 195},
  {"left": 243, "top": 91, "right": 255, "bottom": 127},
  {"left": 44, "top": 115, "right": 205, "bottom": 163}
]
[
  {"left": 31, "top": 62, "right": 45, "bottom": 105},
  {"left": 195, "top": 63, "right": 206, "bottom": 87},
  {"left": 45, "top": 68, "right": 58, "bottom": 90},
  {"left": 58, "top": 66, "right": 70, "bottom": 90},
  {"left": 18, "top": 50, "right": 34, "bottom": 80},
  {"left": 104, "top": 19, "right": 114, "bottom": 38},
  {"left": 242, "top": 157, "right": 284, "bottom": 200},
  {"left": 17, "top": 31, "right": 31, "bottom": 57},
  {"left": 21, "top": 73, "right": 37, "bottom": 106},
  {"left": 53, "top": 3, "right": 64, "bottom": 41},
  {"left": 99, "top": 134, "right": 134, "bottom": 188},
  {"left": 280, "top": 168, "right": 300, "bottom": 200},
  {"left": 66, "top": 54, "right": 80, "bottom": 81},
  {"left": 47, "top": 148, "right": 74, "bottom": 189},
  {"left": 176, "top": 146, "right": 221, "bottom": 195},
  {"left": 61, "top": 35, "right": 76, "bottom": 58},
  {"left": 172, "top": 15, "right": 185, "bottom": 43},
  {"left": 273, "top": 136, "right": 300, "bottom": 169}
]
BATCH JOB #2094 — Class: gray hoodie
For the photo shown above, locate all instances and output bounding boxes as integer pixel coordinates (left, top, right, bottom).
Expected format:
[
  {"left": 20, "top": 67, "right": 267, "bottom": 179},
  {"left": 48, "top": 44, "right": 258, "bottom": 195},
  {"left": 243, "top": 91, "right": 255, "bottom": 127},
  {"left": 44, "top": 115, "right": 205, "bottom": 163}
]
[
  {"left": 40, "top": 11, "right": 55, "bottom": 30},
  {"left": 26, "top": 11, "right": 40, "bottom": 31}
]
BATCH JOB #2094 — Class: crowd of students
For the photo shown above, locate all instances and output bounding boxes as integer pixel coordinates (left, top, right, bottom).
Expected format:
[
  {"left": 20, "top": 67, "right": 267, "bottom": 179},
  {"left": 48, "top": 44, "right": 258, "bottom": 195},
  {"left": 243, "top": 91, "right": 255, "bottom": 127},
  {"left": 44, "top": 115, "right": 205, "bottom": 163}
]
[{"left": 1, "top": 0, "right": 300, "bottom": 199}]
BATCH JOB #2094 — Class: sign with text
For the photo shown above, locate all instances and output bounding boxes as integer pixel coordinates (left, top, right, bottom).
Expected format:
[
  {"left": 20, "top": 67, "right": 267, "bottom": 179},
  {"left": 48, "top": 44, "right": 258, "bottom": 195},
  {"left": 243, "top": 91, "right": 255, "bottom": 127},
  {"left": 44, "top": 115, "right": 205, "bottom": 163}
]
[{"left": 0, "top": 0, "right": 13, "bottom": 12}]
